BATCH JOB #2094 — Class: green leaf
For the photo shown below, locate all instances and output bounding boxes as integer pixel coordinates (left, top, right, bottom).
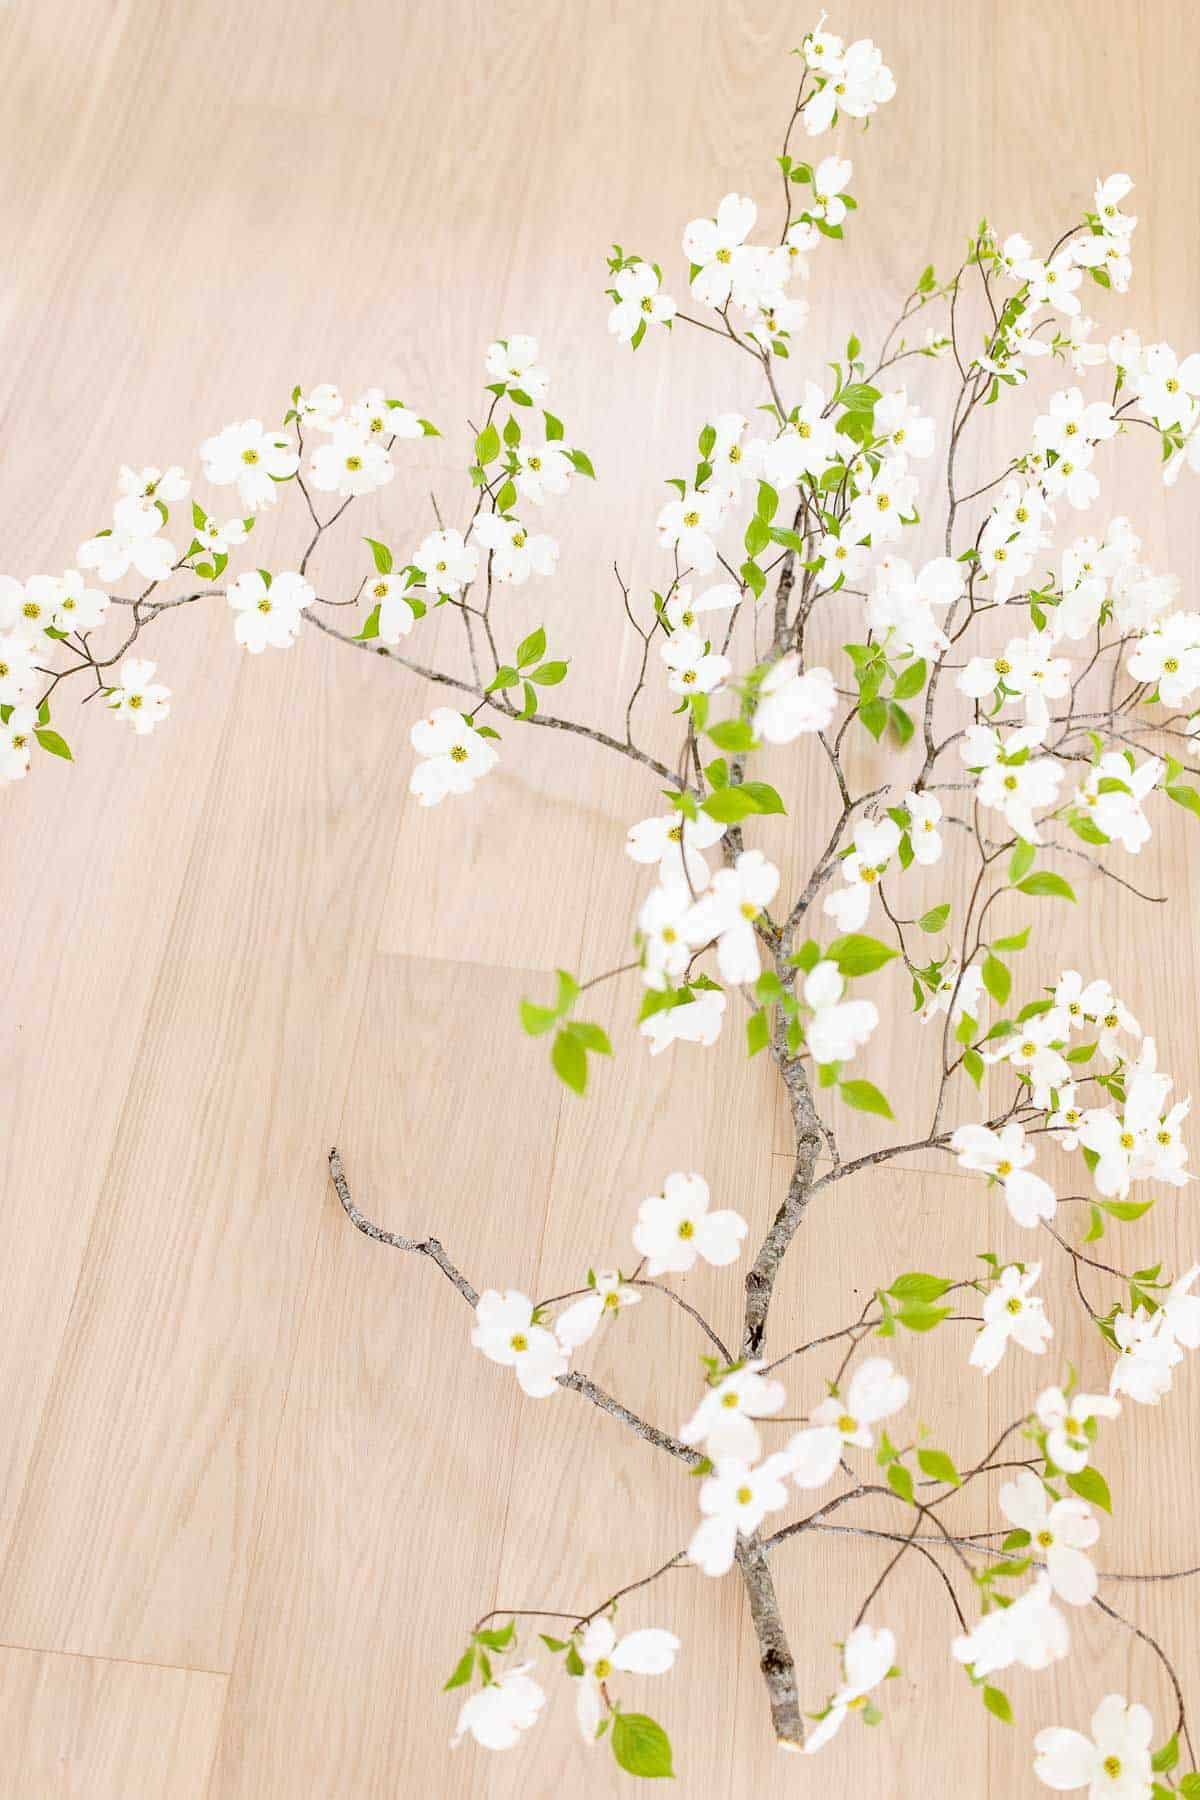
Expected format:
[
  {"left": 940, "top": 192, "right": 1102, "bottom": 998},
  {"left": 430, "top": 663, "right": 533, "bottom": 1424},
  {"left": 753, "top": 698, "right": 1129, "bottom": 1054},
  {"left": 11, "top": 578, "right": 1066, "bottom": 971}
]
[
  {"left": 1177, "top": 1770, "right": 1200, "bottom": 1796},
  {"left": 707, "top": 718, "right": 756, "bottom": 752},
  {"left": 982, "top": 954, "right": 1011, "bottom": 1007},
  {"left": 887, "top": 1463, "right": 914, "bottom": 1504},
  {"left": 364, "top": 535, "right": 393, "bottom": 575},
  {"left": 992, "top": 927, "right": 1029, "bottom": 952},
  {"left": 701, "top": 781, "right": 786, "bottom": 824},
  {"left": 1097, "top": 1197, "right": 1154, "bottom": 1222},
  {"left": 519, "top": 1001, "right": 558, "bottom": 1037},
  {"left": 495, "top": 478, "right": 517, "bottom": 513},
  {"left": 747, "top": 1009, "right": 769, "bottom": 1057},
  {"left": 917, "top": 1447, "right": 961, "bottom": 1487},
  {"left": 475, "top": 1619, "right": 516, "bottom": 1650},
  {"left": 827, "top": 934, "right": 898, "bottom": 977},
  {"left": 888, "top": 1272, "right": 952, "bottom": 1303},
  {"left": 475, "top": 422, "right": 500, "bottom": 464},
  {"left": 917, "top": 903, "right": 950, "bottom": 933},
  {"left": 1016, "top": 872, "right": 1076, "bottom": 902},
  {"left": 543, "top": 410, "right": 564, "bottom": 442},
  {"left": 744, "top": 513, "right": 770, "bottom": 558},
  {"left": 963, "top": 1048, "right": 984, "bottom": 1087},
  {"left": 568, "top": 448, "right": 596, "bottom": 478},
  {"left": 859, "top": 696, "right": 888, "bottom": 740},
  {"left": 570, "top": 1021, "right": 612, "bottom": 1056},
  {"left": 1151, "top": 1734, "right": 1180, "bottom": 1774},
  {"left": 897, "top": 1302, "right": 951, "bottom": 1332},
  {"left": 34, "top": 728, "right": 72, "bottom": 761},
  {"left": 888, "top": 702, "right": 915, "bottom": 747},
  {"left": 552, "top": 1027, "right": 588, "bottom": 1095},
  {"left": 443, "top": 1646, "right": 475, "bottom": 1690},
  {"left": 539, "top": 1634, "right": 568, "bottom": 1652},
  {"left": 531, "top": 660, "right": 568, "bottom": 686},
  {"left": 982, "top": 1685, "right": 1013, "bottom": 1725},
  {"left": 611, "top": 1712, "right": 675, "bottom": 1779},
  {"left": 839, "top": 1079, "right": 894, "bottom": 1119},
  {"left": 892, "top": 657, "right": 927, "bottom": 700},
  {"left": 1008, "top": 840, "right": 1036, "bottom": 883},
  {"left": 516, "top": 626, "right": 547, "bottom": 668},
  {"left": 1066, "top": 1465, "right": 1112, "bottom": 1514},
  {"left": 355, "top": 604, "right": 381, "bottom": 641},
  {"left": 1166, "top": 784, "right": 1200, "bottom": 819}
]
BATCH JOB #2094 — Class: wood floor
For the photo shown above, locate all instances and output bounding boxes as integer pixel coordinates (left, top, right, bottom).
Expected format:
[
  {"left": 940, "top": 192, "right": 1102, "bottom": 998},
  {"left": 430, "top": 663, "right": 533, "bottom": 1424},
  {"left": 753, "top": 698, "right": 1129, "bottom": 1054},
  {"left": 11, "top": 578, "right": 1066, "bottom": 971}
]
[{"left": 3, "top": 1, "right": 1199, "bottom": 1793}]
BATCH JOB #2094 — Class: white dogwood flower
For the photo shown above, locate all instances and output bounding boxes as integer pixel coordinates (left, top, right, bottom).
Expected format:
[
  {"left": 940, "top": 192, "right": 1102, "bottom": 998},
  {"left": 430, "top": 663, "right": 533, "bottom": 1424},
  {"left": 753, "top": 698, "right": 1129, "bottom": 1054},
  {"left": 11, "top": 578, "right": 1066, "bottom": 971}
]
[
  {"left": 227, "top": 569, "right": 313, "bottom": 654},
  {"left": 106, "top": 657, "right": 171, "bottom": 735},
  {"left": 626, "top": 807, "right": 727, "bottom": 890},
  {"left": 952, "top": 1573, "right": 1069, "bottom": 1677},
  {"left": 1034, "top": 1693, "right": 1154, "bottom": 1796},
  {"left": 659, "top": 627, "right": 731, "bottom": 696},
  {"left": 117, "top": 463, "right": 190, "bottom": 504},
  {"left": 687, "top": 1454, "right": 794, "bottom": 1576},
  {"left": 1074, "top": 752, "right": 1162, "bottom": 853},
  {"left": 822, "top": 816, "right": 901, "bottom": 933},
  {"left": 485, "top": 335, "right": 549, "bottom": 398},
  {"left": 573, "top": 1618, "right": 679, "bottom": 1745},
  {"left": 970, "top": 1263, "right": 1053, "bottom": 1374},
  {"left": 515, "top": 446, "right": 573, "bottom": 506},
  {"left": 368, "top": 573, "right": 417, "bottom": 644},
  {"left": 309, "top": 424, "right": 395, "bottom": 497},
  {"left": 294, "top": 383, "right": 343, "bottom": 431},
  {"left": 0, "top": 706, "right": 36, "bottom": 783},
  {"left": 664, "top": 581, "right": 738, "bottom": 632},
  {"left": 803, "top": 36, "right": 895, "bottom": 136},
  {"left": 753, "top": 656, "right": 836, "bottom": 742},
  {"left": 685, "top": 849, "right": 779, "bottom": 984},
  {"left": 802, "top": 1625, "right": 897, "bottom": 1755},
  {"left": 412, "top": 528, "right": 479, "bottom": 597},
  {"left": 639, "top": 987, "right": 726, "bottom": 1055},
  {"left": 78, "top": 503, "right": 177, "bottom": 585},
  {"left": 1035, "top": 1387, "right": 1120, "bottom": 1475},
  {"left": 803, "top": 960, "right": 879, "bottom": 1066},
  {"left": 608, "top": 261, "right": 677, "bottom": 344},
  {"left": 451, "top": 1664, "right": 546, "bottom": 1751},
  {"left": 632, "top": 1172, "right": 747, "bottom": 1276},
  {"left": 788, "top": 1357, "right": 909, "bottom": 1489},
  {"left": 680, "top": 1362, "right": 787, "bottom": 1462},
  {"left": 554, "top": 1272, "right": 641, "bottom": 1350},
  {"left": 409, "top": 707, "right": 499, "bottom": 806},
  {"left": 951, "top": 1121, "right": 1057, "bottom": 1229},
  {"left": 656, "top": 487, "right": 725, "bottom": 574},
  {"left": 682, "top": 193, "right": 757, "bottom": 309},
  {"left": 471, "top": 1290, "right": 567, "bottom": 1398},
  {"left": 473, "top": 514, "right": 558, "bottom": 585},
  {"left": 999, "top": 1469, "right": 1099, "bottom": 1605},
  {"left": 199, "top": 419, "right": 299, "bottom": 511},
  {"left": 0, "top": 630, "right": 38, "bottom": 704},
  {"left": 904, "top": 789, "right": 944, "bottom": 864},
  {"left": 347, "top": 387, "right": 424, "bottom": 441},
  {"left": 639, "top": 883, "right": 695, "bottom": 989}
]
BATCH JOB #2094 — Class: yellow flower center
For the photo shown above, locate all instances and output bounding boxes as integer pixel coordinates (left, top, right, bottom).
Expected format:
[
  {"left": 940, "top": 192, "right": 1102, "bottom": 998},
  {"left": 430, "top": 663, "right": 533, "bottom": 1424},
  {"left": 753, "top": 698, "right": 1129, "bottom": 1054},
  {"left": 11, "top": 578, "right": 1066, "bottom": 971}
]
[
  {"left": 798, "top": 421, "right": 812, "bottom": 439},
  {"left": 740, "top": 901, "right": 759, "bottom": 920},
  {"left": 1003, "top": 775, "right": 1019, "bottom": 791},
  {"left": 1103, "top": 1756, "right": 1122, "bottom": 1778},
  {"left": 449, "top": 744, "right": 469, "bottom": 763},
  {"left": 837, "top": 1413, "right": 857, "bottom": 1434},
  {"left": 683, "top": 510, "right": 701, "bottom": 528},
  {"left": 996, "top": 1160, "right": 1012, "bottom": 1177},
  {"left": 1064, "top": 1415, "right": 1081, "bottom": 1434},
  {"left": 127, "top": 693, "right": 143, "bottom": 709},
  {"left": 1157, "top": 1129, "right": 1172, "bottom": 1145},
  {"left": 1119, "top": 1132, "right": 1135, "bottom": 1150},
  {"left": 994, "top": 658, "right": 1011, "bottom": 675},
  {"left": 373, "top": 581, "right": 388, "bottom": 598},
  {"left": 1166, "top": 377, "right": 1180, "bottom": 394},
  {"left": 721, "top": 1391, "right": 740, "bottom": 1408},
  {"left": 1103, "top": 1012, "right": 1118, "bottom": 1028},
  {"left": 529, "top": 455, "right": 542, "bottom": 470},
  {"left": 1005, "top": 1297, "right": 1023, "bottom": 1315},
  {"left": 257, "top": 597, "right": 272, "bottom": 613},
  {"left": 640, "top": 295, "right": 654, "bottom": 313},
  {"left": 662, "top": 926, "right": 677, "bottom": 944},
  {"left": 1164, "top": 657, "right": 1180, "bottom": 673},
  {"left": 1036, "top": 1529, "right": 1054, "bottom": 1549},
  {"left": 715, "top": 247, "right": 732, "bottom": 264},
  {"left": 678, "top": 1219, "right": 695, "bottom": 1239},
  {"left": 345, "top": 455, "right": 363, "bottom": 472},
  {"left": 242, "top": 448, "right": 260, "bottom": 464},
  {"left": 735, "top": 1485, "right": 753, "bottom": 1504},
  {"left": 604, "top": 1291, "right": 620, "bottom": 1309},
  {"left": 1064, "top": 421, "right": 1078, "bottom": 436},
  {"left": 593, "top": 1658, "right": 612, "bottom": 1679},
  {"left": 1020, "top": 1041, "right": 1036, "bottom": 1057},
  {"left": 510, "top": 1333, "right": 528, "bottom": 1352}
]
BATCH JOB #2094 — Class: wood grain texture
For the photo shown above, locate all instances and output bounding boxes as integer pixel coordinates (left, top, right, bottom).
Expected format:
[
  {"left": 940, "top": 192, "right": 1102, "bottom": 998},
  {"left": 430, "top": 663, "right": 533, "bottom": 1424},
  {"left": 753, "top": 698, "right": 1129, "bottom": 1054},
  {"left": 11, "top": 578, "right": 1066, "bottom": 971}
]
[{"left": 2, "top": 0, "right": 1199, "bottom": 1793}]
